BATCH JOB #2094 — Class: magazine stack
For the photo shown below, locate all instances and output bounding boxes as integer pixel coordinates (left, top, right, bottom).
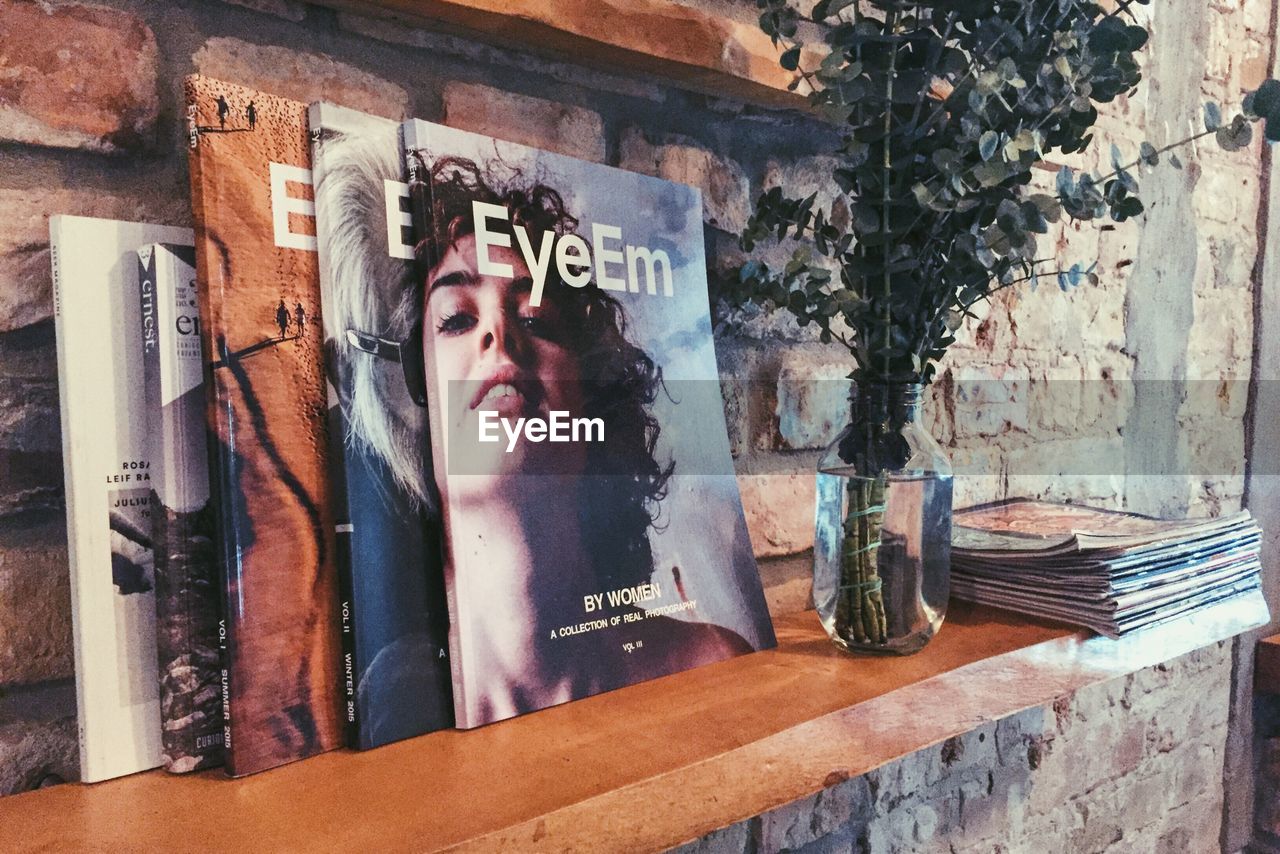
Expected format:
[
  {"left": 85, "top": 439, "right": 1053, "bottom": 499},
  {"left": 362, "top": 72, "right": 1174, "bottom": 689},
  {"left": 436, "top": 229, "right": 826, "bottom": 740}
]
[{"left": 950, "top": 499, "right": 1264, "bottom": 638}]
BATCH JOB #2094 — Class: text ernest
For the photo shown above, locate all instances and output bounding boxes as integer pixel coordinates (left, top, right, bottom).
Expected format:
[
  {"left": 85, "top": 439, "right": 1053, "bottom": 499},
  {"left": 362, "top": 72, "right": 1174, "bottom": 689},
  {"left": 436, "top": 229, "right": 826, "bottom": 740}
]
[{"left": 106, "top": 461, "right": 150, "bottom": 484}]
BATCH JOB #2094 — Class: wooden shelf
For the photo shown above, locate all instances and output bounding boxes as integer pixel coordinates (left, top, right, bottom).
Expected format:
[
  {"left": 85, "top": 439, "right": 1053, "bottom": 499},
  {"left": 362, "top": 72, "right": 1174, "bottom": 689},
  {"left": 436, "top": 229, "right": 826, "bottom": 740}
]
[
  {"left": 1257, "top": 633, "right": 1280, "bottom": 693},
  {"left": 0, "top": 594, "right": 1267, "bottom": 852},
  {"left": 317, "top": 0, "right": 811, "bottom": 109}
]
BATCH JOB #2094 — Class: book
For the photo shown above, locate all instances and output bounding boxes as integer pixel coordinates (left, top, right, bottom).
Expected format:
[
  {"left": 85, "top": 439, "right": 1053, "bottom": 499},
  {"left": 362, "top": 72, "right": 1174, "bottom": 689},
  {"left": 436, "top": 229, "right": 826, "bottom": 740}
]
[
  {"left": 139, "top": 242, "right": 224, "bottom": 772},
  {"left": 50, "top": 215, "right": 192, "bottom": 783},
  {"left": 308, "top": 101, "right": 453, "bottom": 748},
  {"left": 950, "top": 499, "right": 1268, "bottom": 637},
  {"left": 185, "top": 76, "right": 343, "bottom": 775},
  {"left": 402, "top": 118, "right": 777, "bottom": 728}
]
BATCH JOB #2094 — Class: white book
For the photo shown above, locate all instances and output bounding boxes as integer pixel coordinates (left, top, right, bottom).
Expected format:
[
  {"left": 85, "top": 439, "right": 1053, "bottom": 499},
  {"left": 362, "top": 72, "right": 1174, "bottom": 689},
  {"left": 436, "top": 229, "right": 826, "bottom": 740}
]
[{"left": 50, "top": 215, "right": 194, "bottom": 783}]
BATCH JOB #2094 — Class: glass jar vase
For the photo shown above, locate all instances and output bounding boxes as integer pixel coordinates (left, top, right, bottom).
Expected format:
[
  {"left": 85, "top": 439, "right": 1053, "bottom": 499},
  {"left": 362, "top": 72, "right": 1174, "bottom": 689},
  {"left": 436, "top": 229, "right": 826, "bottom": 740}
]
[{"left": 813, "top": 382, "right": 953, "bottom": 654}]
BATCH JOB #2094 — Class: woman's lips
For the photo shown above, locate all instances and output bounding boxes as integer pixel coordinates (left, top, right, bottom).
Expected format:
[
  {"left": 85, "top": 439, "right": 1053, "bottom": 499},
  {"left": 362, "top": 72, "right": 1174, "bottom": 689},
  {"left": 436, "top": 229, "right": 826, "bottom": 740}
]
[
  {"left": 477, "top": 383, "right": 527, "bottom": 419},
  {"left": 469, "top": 367, "right": 545, "bottom": 417}
]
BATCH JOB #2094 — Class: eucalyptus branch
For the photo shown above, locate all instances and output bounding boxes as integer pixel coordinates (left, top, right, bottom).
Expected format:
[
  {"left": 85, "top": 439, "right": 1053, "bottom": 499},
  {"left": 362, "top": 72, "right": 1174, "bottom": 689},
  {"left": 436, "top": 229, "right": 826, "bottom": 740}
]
[
  {"left": 777, "top": 31, "right": 821, "bottom": 94},
  {"left": 741, "top": 0, "right": 1278, "bottom": 386},
  {"left": 918, "top": 256, "right": 1057, "bottom": 343},
  {"left": 1093, "top": 125, "right": 1219, "bottom": 184},
  {"left": 1107, "top": 0, "right": 1143, "bottom": 21},
  {"left": 914, "top": 1, "right": 1038, "bottom": 136},
  {"left": 881, "top": 8, "right": 898, "bottom": 380},
  {"left": 957, "top": 268, "right": 1073, "bottom": 313}
]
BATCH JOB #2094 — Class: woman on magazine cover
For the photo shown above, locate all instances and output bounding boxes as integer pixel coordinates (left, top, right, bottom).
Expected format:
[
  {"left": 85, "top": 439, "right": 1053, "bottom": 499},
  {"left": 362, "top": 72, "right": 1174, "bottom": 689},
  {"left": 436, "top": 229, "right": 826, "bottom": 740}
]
[{"left": 408, "top": 155, "right": 753, "bottom": 723}]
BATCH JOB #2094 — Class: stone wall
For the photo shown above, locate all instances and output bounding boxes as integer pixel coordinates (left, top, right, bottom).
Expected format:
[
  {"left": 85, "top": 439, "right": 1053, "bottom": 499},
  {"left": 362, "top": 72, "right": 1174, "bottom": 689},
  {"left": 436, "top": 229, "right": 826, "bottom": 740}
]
[
  {"left": 679, "top": 639, "right": 1235, "bottom": 854},
  {"left": 0, "top": 0, "right": 1271, "bottom": 843}
]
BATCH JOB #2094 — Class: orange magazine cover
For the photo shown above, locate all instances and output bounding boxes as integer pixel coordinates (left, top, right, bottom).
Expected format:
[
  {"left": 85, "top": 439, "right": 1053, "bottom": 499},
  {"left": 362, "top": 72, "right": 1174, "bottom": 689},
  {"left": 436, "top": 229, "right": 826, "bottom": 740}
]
[{"left": 185, "top": 76, "right": 342, "bottom": 775}]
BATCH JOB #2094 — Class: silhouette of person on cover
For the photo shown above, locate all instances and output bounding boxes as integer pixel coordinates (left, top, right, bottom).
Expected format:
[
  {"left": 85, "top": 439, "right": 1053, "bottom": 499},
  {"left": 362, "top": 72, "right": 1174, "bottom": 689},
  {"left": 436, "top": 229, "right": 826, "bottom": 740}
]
[
  {"left": 276, "top": 298, "right": 290, "bottom": 339},
  {"left": 246, "top": 101, "right": 257, "bottom": 131},
  {"left": 216, "top": 94, "right": 230, "bottom": 130},
  {"left": 294, "top": 302, "right": 306, "bottom": 338}
]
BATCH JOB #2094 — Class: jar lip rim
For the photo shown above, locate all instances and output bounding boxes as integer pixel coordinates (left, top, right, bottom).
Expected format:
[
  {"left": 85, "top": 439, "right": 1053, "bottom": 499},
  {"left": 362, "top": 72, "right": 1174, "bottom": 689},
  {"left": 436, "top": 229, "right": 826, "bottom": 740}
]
[
  {"left": 849, "top": 381, "right": 921, "bottom": 409},
  {"left": 850, "top": 381, "right": 925, "bottom": 399},
  {"left": 853, "top": 379, "right": 925, "bottom": 388}
]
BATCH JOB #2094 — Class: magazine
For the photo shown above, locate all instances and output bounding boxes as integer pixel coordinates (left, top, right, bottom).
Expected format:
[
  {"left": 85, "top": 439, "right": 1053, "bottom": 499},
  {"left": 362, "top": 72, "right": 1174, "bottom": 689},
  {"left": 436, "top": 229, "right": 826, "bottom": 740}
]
[
  {"left": 185, "top": 76, "right": 343, "bottom": 775},
  {"left": 402, "top": 118, "right": 776, "bottom": 728},
  {"left": 953, "top": 498, "right": 1254, "bottom": 556},
  {"left": 309, "top": 101, "right": 453, "bottom": 748},
  {"left": 50, "top": 216, "right": 192, "bottom": 782},
  {"left": 951, "top": 498, "right": 1267, "bottom": 637},
  {"left": 139, "top": 242, "right": 224, "bottom": 772}
]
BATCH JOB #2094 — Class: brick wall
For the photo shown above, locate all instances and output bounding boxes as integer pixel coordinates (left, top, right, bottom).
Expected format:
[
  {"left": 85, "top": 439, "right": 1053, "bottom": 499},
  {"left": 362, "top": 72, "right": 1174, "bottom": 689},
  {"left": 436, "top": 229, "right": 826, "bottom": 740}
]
[
  {"left": 679, "top": 639, "right": 1235, "bottom": 853},
  {"left": 0, "top": 0, "right": 1270, "bottom": 839}
]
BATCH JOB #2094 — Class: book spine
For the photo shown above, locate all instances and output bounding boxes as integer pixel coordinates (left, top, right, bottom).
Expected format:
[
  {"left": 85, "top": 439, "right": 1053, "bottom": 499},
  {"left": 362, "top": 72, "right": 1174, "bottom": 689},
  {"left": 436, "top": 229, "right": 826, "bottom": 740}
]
[
  {"left": 186, "top": 77, "right": 345, "bottom": 774},
  {"left": 140, "top": 245, "right": 184, "bottom": 769},
  {"left": 336, "top": 544, "right": 357, "bottom": 746},
  {"left": 403, "top": 125, "right": 470, "bottom": 729},
  {"left": 309, "top": 108, "right": 360, "bottom": 748},
  {"left": 154, "top": 246, "right": 225, "bottom": 773},
  {"left": 186, "top": 83, "right": 242, "bottom": 777},
  {"left": 49, "top": 223, "right": 93, "bottom": 778}
]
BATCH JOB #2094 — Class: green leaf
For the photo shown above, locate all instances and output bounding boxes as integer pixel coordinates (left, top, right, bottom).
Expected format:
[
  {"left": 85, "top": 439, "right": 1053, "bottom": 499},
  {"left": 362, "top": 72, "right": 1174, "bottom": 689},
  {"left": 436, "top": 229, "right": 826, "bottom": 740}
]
[
  {"left": 852, "top": 203, "right": 880, "bottom": 232},
  {"left": 973, "top": 161, "right": 1008, "bottom": 188},
  {"left": 1056, "top": 167, "right": 1074, "bottom": 197},
  {"left": 780, "top": 46, "right": 801, "bottom": 71},
  {"left": 1204, "top": 101, "right": 1222, "bottom": 131},
  {"left": 1089, "top": 17, "right": 1132, "bottom": 53},
  {"left": 819, "top": 102, "right": 854, "bottom": 123},
  {"left": 932, "top": 148, "right": 962, "bottom": 174},
  {"left": 1139, "top": 141, "right": 1159, "bottom": 166},
  {"left": 1030, "top": 193, "right": 1063, "bottom": 223},
  {"left": 1250, "top": 79, "right": 1280, "bottom": 119},
  {"left": 979, "top": 131, "right": 1000, "bottom": 161},
  {"left": 1236, "top": 119, "right": 1255, "bottom": 148},
  {"left": 1120, "top": 197, "right": 1144, "bottom": 219},
  {"left": 975, "top": 71, "right": 1001, "bottom": 96},
  {"left": 1110, "top": 143, "right": 1124, "bottom": 171},
  {"left": 1217, "top": 116, "right": 1254, "bottom": 150},
  {"left": 815, "top": 0, "right": 855, "bottom": 20}
]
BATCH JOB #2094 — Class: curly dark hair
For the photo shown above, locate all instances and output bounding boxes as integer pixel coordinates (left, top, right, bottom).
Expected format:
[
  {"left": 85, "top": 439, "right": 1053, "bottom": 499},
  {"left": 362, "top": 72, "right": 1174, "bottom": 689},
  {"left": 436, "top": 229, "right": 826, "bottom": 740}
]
[{"left": 407, "top": 153, "right": 674, "bottom": 589}]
